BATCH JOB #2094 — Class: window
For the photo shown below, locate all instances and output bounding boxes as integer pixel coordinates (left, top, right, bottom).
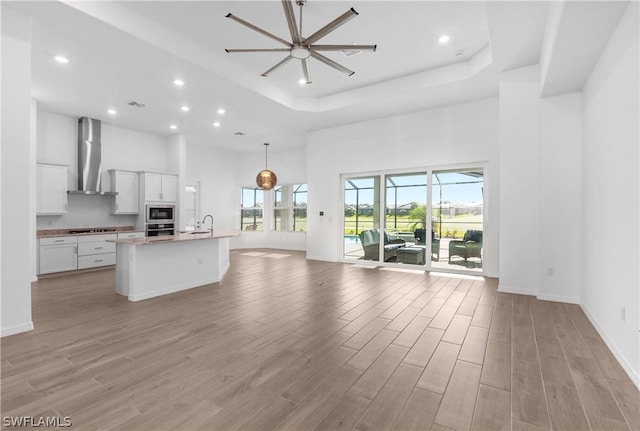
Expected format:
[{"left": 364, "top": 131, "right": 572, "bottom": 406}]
[
  {"left": 292, "top": 184, "right": 307, "bottom": 231},
  {"left": 274, "top": 183, "right": 307, "bottom": 232},
  {"left": 240, "top": 187, "right": 264, "bottom": 231}
]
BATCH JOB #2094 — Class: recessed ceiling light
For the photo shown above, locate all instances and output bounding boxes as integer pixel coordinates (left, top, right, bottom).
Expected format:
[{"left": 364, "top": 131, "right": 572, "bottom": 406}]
[
  {"left": 54, "top": 56, "right": 69, "bottom": 64},
  {"left": 181, "top": 106, "right": 189, "bottom": 112},
  {"left": 438, "top": 35, "right": 450, "bottom": 44},
  {"left": 217, "top": 108, "right": 226, "bottom": 114},
  {"left": 174, "top": 79, "right": 185, "bottom": 86},
  {"left": 107, "top": 109, "right": 117, "bottom": 115},
  {"left": 169, "top": 124, "right": 177, "bottom": 130},
  {"left": 298, "top": 79, "right": 307, "bottom": 85},
  {"left": 213, "top": 122, "right": 221, "bottom": 127},
  {"left": 455, "top": 49, "right": 465, "bottom": 56}
]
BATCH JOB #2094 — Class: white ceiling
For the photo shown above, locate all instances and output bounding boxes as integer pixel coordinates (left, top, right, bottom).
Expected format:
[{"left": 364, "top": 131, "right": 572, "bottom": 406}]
[{"left": 4, "top": 1, "right": 620, "bottom": 153}]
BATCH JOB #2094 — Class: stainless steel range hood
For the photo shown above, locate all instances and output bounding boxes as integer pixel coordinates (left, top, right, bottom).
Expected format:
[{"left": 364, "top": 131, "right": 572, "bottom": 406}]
[{"left": 68, "top": 117, "right": 117, "bottom": 196}]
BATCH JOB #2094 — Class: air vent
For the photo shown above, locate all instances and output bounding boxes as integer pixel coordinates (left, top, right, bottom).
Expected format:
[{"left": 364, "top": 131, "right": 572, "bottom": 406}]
[{"left": 127, "top": 101, "right": 146, "bottom": 108}]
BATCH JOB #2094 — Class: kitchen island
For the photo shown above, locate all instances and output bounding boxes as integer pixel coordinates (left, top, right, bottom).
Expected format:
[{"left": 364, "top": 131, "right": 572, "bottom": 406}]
[{"left": 110, "top": 229, "right": 240, "bottom": 301}]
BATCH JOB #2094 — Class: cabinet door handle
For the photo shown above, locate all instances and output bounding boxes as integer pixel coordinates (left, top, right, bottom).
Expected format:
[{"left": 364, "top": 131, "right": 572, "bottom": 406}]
[
  {"left": 64, "top": 203, "right": 68, "bottom": 210},
  {"left": 94, "top": 246, "right": 103, "bottom": 250},
  {"left": 116, "top": 203, "right": 119, "bottom": 211},
  {"left": 54, "top": 239, "right": 64, "bottom": 243},
  {"left": 160, "top": 192, "right": 164, "bottom": 200},
  {"left": 94, "top": 259, "right": 103, "bottom": 263}
]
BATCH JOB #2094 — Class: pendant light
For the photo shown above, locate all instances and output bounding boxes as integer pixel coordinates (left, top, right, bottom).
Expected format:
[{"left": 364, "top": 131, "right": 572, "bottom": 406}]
[{"left": 256, "top": 143, "right": 277, "bottom": 190}]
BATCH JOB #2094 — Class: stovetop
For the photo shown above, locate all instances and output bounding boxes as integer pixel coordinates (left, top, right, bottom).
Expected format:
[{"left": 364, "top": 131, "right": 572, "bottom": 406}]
[{"left": 67, "top": 228, "right": 118, "bottom": 234}]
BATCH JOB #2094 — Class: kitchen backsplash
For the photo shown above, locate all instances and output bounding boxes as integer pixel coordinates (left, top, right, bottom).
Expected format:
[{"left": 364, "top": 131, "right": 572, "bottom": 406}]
[{"left": 36, "top": 194, "right": 138, "bottom": 229}]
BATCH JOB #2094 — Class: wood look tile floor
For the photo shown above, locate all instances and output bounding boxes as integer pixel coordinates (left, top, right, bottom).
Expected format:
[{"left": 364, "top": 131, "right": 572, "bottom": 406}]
[{"left": 2, "top": 249, "right": 638, "bottom": 431}]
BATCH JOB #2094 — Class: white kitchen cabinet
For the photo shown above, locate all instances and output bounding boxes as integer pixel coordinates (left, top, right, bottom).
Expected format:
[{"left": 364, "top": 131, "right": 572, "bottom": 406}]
[
  {"left": 36, "top": 163, "right": 68, "bottom": 215},
  {"left": 77, "top": 234, "right": 117, "bottom": 270},
  {"left": 117, "top": 231, "right": 145, "bottom": 240},
  {"left": 39, "top": 236, "right": 77, "bottom": 274},
  {"left": 161, "top": 174, "right": 178, "bottom": 202},
  {"left": 141, "top": 172, "right": 177, "bottom": 202},
  {"left": 109, "top": 170, "right": 139, "bottom": 214}
]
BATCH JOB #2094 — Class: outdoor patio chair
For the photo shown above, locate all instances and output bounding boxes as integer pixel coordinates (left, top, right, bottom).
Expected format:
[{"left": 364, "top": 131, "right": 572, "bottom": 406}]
[
  {"left": 448, "top": 230, "right": 483, "bottom": 263},
  {"left": 414, "top": 229, "right": 440, "bottom": 261},
  {"left": 359, "top": 229, "right": 405, "bottom": 262}
]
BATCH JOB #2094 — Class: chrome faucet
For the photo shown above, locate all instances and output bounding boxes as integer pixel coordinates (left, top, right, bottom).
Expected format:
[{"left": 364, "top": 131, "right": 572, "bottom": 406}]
[{"left": 202, "top": 214, "right": 214, "bottom": 233}]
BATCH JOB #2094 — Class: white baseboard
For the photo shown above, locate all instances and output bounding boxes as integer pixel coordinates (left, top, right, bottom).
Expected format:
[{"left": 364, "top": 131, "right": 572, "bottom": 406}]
[
  {"left": 537, "top": 293, "right": 580, "bottom": 304},
  {"left": 306, "top": 255, "right": 338, "bottom": 263},
  {"left": 1, "top": 321, "right": 34, "bottom": 337},
  {"left": 497, "top": 284, "right": 536, "bottom": 296},
  {"left": 580, "top": 304, "right": 640, "bottom": 389}
]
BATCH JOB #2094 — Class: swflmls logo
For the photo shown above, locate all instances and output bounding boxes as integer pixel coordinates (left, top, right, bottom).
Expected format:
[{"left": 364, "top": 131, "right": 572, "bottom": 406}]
[{"left": 2, "top": 416, "right": 72, "bottom": 427}]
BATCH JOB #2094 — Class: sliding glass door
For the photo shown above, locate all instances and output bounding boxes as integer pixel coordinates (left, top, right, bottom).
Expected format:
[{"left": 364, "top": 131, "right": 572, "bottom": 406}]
[
  {"left": 432, "top": 169, "right": 484, "bottom": 272},
  {"left": 342, "top": 167, "right": 484, "bottom": 273},
  {"left": 343, "top": 176, "right": 380, "bottom": 262},
  {"left": 384, "top": 173, "right": 427, "bottom": 266}
]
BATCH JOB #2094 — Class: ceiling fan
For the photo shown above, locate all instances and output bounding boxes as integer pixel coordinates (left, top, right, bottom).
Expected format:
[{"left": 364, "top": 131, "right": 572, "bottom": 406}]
[{"left": 225, "top": 0, "right": 376, "bottom": 84}]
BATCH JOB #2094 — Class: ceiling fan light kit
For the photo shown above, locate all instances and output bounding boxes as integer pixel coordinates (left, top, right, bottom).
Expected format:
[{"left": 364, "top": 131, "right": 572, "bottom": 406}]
[{"left": 225, "top": 0, "right": 376, "bottom": 84}]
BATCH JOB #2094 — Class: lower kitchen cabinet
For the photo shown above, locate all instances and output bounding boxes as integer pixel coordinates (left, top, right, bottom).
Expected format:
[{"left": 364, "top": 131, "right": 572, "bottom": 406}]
[
  {"left": 39, "top": 236, "right": 78, "bottom": 274},
  {"left": 77, "top": 234, "right": 117, "bottom": 269},
  {"left": 38, "top": 233, "right": 123, "bottom": 275}
]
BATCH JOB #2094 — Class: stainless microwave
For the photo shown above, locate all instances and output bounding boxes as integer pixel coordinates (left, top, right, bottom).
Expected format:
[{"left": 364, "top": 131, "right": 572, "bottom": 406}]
[{"left": 146, "top": 205, "right": 175, "bottom": 223}]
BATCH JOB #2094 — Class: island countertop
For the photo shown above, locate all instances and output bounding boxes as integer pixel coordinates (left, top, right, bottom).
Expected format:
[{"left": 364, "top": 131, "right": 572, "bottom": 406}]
[{"left": 108, "top": 229, "right": 240, "bottom": 245}]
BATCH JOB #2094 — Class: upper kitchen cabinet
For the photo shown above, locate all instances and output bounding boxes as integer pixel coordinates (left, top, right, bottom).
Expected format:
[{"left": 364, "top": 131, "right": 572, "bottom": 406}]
[
  {"left": 141, "top": 172, "right": 177, "bottom": 202},
  {"left": 36, "top": 163, "right": 68, "bottom": 215},
  {"left": 109, "top": 170, "right": 139, "bottom": 214}
]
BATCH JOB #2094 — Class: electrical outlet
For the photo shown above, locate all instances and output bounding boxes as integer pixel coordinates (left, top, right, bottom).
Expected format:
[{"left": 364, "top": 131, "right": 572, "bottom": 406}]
[
  {"left": 621, "top": 307, "right": 626, "bottom": 321},
  {"left": 197, "top": 257, "right": 203, "bottom": 265},
  {"left": 546, "top": 267, "right": 555, "bottom": 276}
]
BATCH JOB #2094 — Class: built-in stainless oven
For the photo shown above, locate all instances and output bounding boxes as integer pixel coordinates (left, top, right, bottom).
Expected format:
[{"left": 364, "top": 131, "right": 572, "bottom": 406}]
[
  {"left": 146, "top": 205, "right": 175, "bottom": 223},
  {"left": 146, "top": 223, "right": 175, "bottom": 237}
]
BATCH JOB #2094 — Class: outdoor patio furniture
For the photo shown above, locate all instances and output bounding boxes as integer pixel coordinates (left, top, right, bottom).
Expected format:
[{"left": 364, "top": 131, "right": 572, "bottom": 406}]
[
  {"left": 397, "top": 247, "right": 425, "bottom": 265},
  {"left": 414, "top": 229, "right": 441, "bottom": 261},
  {"left": 359, "top": 229, "right": 405, "bottom": 262},
  {"left": 448, "top": 230, "right": 483, "bottom": 263}
]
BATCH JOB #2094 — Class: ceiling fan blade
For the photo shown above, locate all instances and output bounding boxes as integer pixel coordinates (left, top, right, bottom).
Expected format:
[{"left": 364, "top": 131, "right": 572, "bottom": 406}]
[
  {"left": 302, "top": 58, "right": 311, "bottom": 84},
  {"left": 225, "top": 48, "right": 291, "bottom": 53},
  {"left": 261, "top": 55, "right": 294, "bottom": 77},
  {"left": 226, "top": 13, "right": 292, "bottom": 48},
  {"left": 282, "top": 0, "right": 301, "bottom": 44},
  {"left": 304, "top": 8, "right": 358, "bottom": 46},
  {"left": 310, "top": 44, "right": 377, "bottom": 52},
  {"left": 310, "top": 51, "right": 354, "bottom": 76}
]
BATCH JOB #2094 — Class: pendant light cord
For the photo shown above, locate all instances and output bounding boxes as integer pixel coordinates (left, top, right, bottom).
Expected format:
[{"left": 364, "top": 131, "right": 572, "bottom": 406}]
[{"left": 264, "top": 143, "right": 269, "bottom": 169}]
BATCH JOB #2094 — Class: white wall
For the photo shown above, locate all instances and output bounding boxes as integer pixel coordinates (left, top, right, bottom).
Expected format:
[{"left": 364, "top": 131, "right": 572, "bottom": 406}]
[
  {"left": 498, "top": 66, "right": 540, "bottom": 295},
  {"left": 1, "top": 6, "right": 34, "bottom": 336},
  {"left": 306, "top": 98, "right": 500, "bottom": 275},
  {"left": 232, "top": 147, "right": 308, "bottom": 251},
  {"left": 538, "top": 93, "right": 582, "bottom": 303},
  {"left": 581, "top": 2, "right": 639, "bottom": 385},
  {"left": 185, "top": 142, "right": 238, "bottom": 232},
  {"left": 36, "top": 110, "right": 170, "bottom": 230}
]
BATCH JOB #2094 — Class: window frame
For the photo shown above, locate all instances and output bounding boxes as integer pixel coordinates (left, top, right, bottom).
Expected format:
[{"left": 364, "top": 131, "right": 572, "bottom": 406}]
[
  {"left": 240, "top": 187, "right": 264, "bottom": 231},
  {"left": 273, "top": 183, "right": 307, "bottom": 232}
]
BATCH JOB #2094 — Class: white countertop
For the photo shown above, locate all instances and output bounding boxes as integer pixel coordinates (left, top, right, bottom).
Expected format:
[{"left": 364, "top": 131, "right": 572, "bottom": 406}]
[{"left": 109, "top": 229, "right": 240, "bottom": 245}]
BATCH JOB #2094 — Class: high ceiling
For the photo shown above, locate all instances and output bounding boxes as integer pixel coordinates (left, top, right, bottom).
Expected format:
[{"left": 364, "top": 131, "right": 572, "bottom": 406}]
[{"left": 2, "top": 1, "right": 586, "bottom": 152}]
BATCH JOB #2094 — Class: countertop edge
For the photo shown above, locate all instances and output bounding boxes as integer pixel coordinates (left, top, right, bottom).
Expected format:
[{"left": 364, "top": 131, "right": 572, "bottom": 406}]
[{"left": 109, "top": 230, "right": 240, "bottom": 245}]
